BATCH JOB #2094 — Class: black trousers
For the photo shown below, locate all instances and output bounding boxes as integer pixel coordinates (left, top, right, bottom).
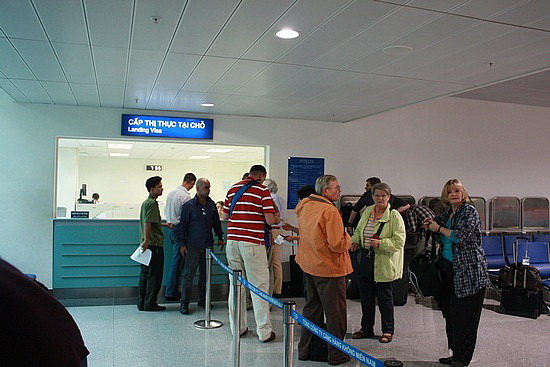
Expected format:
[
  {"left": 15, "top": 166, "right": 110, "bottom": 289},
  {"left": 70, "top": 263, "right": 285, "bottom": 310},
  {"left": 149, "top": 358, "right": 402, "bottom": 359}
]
[
  {"left": 357, "top": 277, "right": 394, "bottom": 334},
  {"left": 138, "top": 246, "right": 164, "bottom": 309},
  {"left": 180, "top": 246, "right": 206, "bottom": 304},
  {"left": 298, "top": 273, "right": 348, "bottom": 362},
  {"left": 436, "top": 258, "right": 485, "bottom": 365}
]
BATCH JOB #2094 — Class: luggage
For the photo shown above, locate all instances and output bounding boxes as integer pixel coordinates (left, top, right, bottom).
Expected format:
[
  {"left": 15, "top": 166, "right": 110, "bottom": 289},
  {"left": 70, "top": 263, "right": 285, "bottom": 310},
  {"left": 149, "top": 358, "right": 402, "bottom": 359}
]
[
  {"left": 346, "top": 275, "right": 360, "bottom": 299},
  {"left": 309, "top": 319, "right": 328, "bottom": 362},
  {"left": 498, "top": 263, "right": 543, "bottom": 292},
  {"left": 341, "top": 202, "right": 360, "bottom": 228},
  {"left": 408, "top": 231, "right": 442, "bottom": 298},
  {"left": 500, "top": 287, "right": 545, "bottom": 319},
  {"left": 393, "top": 271, "right": 408, "bottom": 306},
  {"left": 288, "top": 254, "right": 304, "bottom": 297}
]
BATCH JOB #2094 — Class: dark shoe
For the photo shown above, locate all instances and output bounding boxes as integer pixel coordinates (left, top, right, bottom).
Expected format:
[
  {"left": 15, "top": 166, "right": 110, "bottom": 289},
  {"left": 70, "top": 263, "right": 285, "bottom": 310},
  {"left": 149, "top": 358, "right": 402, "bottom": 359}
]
[
  {"left": 197, "top": 301, "right": 213, "bottom": 309},
  {"left": 137, "top": 305, "right": 144, "bottom": 311},
  {"left": 439, "top": 356, "right": 454, "bottom": 365},
  {"left": 273, "top": 293, "right": 283, "bottom": 298},
  {"left": 298, "top": 355, "right": 309, "bottom": 361},
  {"left": 328, "top": 356, "right": 351, "bottom": 365},
  {"left": 261, "top": 331, "right": 276, "bottom": 343},
  {"left": 352, "top": 330, "right": 374, "bottom": 339},
  {"left": 240, "top": 328, "right": 248, "bottom": 337},
  {"left": 179, "top": 302, "right": 190, "bottom": 315},
  {"left": 144, "top": 305, "right": 166, "bottom": 311},
  {"left": 165, "top": 294, "right": 181, "bottom": 302},
  {"left": 450, "top": 361, "right": 465, "bottom": 367},
  {"left": 246, "top": 305, "right": 253, "bottom": 311}
]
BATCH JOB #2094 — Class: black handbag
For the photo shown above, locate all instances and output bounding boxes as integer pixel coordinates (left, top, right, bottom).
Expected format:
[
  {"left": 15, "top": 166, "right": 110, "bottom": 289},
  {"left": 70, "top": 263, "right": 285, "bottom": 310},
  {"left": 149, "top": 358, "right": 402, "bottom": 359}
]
[
  {"left": 351, "top": 221, "right": 387, "bottom": 279},
  {"left": 408, "top": 230, "right": 442, "bottom": 297}
]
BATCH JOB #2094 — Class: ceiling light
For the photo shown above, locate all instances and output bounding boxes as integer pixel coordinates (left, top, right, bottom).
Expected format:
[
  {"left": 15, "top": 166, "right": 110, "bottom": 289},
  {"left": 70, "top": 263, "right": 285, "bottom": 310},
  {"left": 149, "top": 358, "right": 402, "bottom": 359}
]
[
  {"left": 382, "top": 45, "right": 413, "bottom": 55},
  {"left": 276, "top": 28, "right": 299, "bottom": 39},
  {"left": 108, "top": 143, "right": 134, "bottom": 149},
  {"left": 189, "top": 156, "right": 210, "bottom": 159},
  {"left": 201, "top": 103, "right": 215, "bottom": 107},
  {"left": 206, "top": 148, "right": 234, "bottom": 153},
  {"left": 110, "top": 153, "right": 130, "bottom": 157}
]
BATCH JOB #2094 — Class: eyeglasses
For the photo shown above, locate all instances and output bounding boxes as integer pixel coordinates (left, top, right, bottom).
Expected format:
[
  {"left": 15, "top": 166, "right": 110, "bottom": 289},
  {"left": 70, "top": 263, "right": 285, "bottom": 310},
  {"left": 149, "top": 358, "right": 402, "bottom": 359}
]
[{"left": 327, "top": 185, "right": 341, "bottom": 191}]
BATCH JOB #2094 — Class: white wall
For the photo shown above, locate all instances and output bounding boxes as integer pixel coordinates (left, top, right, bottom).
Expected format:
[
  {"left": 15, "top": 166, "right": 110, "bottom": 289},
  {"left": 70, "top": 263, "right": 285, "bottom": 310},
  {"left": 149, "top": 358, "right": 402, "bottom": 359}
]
[
  {"left": 56, "top": 147, "right": 79, "bottom": 217},
  {"left": 1, "top": 97, "right": 549, "bottom": 286},
  {"left": 78, "top": 156, "right": 254, "bottom": 209}
]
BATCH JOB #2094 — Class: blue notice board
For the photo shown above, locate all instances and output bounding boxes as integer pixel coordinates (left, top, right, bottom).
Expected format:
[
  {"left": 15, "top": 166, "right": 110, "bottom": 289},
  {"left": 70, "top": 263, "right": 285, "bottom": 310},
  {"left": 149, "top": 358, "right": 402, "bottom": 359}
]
[
  {"left": 287, "top": 157, "right": 325, "bottom": 209},
  {"left": 121, "top": 114, "right": 213, "bottom": 139}
]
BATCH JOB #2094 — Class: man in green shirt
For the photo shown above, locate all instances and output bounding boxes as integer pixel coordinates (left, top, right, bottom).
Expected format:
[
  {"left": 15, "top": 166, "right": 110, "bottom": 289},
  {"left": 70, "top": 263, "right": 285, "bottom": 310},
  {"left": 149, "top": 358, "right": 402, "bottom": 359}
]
[{"left": 138, "top": 176, "right": 166, "bottom": 311}]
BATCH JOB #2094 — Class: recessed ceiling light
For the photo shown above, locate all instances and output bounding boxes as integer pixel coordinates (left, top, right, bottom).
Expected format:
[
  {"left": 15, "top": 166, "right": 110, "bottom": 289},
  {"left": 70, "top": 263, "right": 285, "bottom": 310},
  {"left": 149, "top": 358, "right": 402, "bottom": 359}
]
[
  {"left": 189, "top": 156, "right": 210, "bottom": 159},
  {"left": 382, "top": 45, "right": 413, "bottom": 55},
  {"left": 110, "top": 153, "right": 130, "bottom": 157},
  {"left": 206, "top": 148, "right": 234, "bottom": 153},
  {"left": 201, "top": 103, "right": 215, "bottom": 107},
  {"left": 276, "top": 28, "right": 299, "bottom": 39},
  {"left": 108, "top": 143, "right": 134, "bottom": 149}
]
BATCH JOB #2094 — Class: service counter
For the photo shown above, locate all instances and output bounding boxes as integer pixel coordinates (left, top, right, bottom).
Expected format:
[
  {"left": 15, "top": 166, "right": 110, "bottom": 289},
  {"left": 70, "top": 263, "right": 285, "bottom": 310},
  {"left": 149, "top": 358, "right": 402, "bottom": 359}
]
[{"left": 53, "top": 219, "right": 229, "bottom": 290}]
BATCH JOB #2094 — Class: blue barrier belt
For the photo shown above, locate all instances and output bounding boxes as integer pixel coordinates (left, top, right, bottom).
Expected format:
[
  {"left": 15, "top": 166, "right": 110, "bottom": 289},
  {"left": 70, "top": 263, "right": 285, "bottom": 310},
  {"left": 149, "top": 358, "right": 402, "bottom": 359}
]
[{"left": 210, "top": 250, "right": 384, "bottom": 367}]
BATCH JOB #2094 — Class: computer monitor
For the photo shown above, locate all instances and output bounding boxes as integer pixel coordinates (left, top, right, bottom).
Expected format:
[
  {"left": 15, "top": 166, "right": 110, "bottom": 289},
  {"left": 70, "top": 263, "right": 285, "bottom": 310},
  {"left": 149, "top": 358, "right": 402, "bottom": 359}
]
[{"left": 78, "top": 184, "right": 88, "bottom": 203}]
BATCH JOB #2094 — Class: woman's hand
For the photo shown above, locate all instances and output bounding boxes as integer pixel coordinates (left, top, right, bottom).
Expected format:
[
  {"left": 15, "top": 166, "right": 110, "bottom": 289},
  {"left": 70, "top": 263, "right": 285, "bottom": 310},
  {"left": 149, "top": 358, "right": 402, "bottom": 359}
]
[
  {"left": 370, "top": 239, "right": 380, "bottom": 249},
  {"left": 351, "top": 242, "right": 359, "bottom": 252},
  {"left": 422, "top": 218, "right": 432, "bottom": 230},
  {"left": 427, "top": 220, "right": 440, "bottom": 233}
]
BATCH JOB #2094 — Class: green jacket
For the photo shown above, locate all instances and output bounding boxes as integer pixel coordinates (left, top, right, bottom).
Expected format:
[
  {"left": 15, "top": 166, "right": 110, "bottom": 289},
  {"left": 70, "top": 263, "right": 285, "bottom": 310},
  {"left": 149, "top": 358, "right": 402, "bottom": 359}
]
[{"left": 351, "top": 204, "right": 406, "bottom": 282}]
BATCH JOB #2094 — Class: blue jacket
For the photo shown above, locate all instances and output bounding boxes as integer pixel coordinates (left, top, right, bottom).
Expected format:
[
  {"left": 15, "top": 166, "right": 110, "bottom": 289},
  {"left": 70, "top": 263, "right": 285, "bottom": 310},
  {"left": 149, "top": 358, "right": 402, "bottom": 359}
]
[{"left": 173, "top": 195, "right": 224, "bottom": 249}]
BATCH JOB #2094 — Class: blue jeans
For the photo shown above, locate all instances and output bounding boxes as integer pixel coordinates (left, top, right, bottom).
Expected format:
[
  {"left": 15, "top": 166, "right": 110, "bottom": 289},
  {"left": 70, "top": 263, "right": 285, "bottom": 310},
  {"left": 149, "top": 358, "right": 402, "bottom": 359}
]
[
  {"left": 165, "top": 230, "right": 185, "bottom": 298},
  {"left": 181, "top": 245, "right": 206, "bottom": 304}
]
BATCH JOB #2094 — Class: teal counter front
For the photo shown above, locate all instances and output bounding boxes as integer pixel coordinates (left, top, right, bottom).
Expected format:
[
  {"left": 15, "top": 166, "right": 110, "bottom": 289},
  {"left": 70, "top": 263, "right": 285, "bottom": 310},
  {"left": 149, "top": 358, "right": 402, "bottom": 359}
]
[{"left": 53, "top": 219, "right": 229, "bottom": 289}]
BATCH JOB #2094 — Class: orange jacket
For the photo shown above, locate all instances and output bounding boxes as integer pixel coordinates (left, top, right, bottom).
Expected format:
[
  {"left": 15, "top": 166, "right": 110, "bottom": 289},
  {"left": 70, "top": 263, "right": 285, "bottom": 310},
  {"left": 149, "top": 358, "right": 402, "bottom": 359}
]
[{"left": 295, "top": 194, "right": 352, "bottom": 277}]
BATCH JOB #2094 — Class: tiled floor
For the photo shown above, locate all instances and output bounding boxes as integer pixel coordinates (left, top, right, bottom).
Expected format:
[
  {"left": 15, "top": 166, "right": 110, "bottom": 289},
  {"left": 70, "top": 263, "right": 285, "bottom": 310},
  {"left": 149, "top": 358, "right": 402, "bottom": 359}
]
[{"left": 68, "top": 295, "right": 549, "bottom": 366}]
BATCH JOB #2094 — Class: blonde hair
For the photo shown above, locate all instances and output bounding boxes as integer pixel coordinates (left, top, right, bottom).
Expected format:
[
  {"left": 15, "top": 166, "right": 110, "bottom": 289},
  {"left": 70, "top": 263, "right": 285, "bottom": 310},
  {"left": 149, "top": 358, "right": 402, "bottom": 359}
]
[{"left": 441, "top": 179, "right": 470, "bottom": 206}]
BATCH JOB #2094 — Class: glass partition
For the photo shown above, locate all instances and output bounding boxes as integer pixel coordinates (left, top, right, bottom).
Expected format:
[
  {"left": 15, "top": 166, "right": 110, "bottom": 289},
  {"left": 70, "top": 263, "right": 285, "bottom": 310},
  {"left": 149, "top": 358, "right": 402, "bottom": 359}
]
[
  {"left": 490, "top": 197, "right": 521, "bottom": 232},
  {"left": 522, "top": 197, "right": 549, "bottom": 230}
]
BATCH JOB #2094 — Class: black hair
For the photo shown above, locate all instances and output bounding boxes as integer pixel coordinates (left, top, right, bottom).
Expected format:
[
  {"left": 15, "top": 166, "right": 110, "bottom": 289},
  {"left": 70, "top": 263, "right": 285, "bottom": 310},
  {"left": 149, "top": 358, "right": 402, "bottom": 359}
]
[
  {"left": 145, "top": 176, "right": 162, "bottom": 192},
  {"left": 297, "top": 185, "right": 316, "bottom": 200},
  {"left": 242, "top": 172, "right": 249, "bottom": 180},
  {"left": 366, "top": 177, "right": 381, "bottom": 186},
  {"left": 92, "top": 193, "right": 99, "bottom": 200},
  {"left": 183, "top": 172, "right": 196, "bottom": 183},
  {"left": 249, "top": 165, "right": 267, "bottom": 176}
]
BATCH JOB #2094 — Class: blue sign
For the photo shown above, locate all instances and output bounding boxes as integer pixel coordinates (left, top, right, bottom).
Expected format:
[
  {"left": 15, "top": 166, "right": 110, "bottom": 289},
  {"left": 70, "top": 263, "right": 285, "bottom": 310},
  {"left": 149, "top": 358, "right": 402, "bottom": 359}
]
[
  {"left": 121, "top": 114, "right": 213, "bottom": 139},
  {"left": 287, "top": 157, "right": 325, "bottom": 209}
]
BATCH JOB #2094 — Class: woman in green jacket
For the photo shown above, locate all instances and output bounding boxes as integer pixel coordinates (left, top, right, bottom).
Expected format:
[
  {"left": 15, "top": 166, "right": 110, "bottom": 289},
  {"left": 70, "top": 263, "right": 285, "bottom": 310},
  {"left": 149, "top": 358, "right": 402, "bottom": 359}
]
[{"left": 350, "top": 183, "right": 406, "bottom": 343}]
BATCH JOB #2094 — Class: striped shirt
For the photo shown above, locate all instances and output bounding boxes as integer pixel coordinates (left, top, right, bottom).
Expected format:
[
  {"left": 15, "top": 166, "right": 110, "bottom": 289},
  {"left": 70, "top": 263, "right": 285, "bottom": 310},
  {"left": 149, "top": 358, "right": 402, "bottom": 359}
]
[
  {"left": 223, "top": 178, "right": 276, "bottom": 245},
  {"left": 362, "top": 213, "right": 378, "bottom": 249}
]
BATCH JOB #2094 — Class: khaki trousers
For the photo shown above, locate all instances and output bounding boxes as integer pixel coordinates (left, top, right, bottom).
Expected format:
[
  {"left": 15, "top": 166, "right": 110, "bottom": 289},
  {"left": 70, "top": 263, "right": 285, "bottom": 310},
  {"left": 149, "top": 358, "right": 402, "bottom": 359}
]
[
  {"left": 226, "top": 240, "right": 273, "bottom": 341},
  {"left": 267, "top": 229, "right": 283, "bottom": 294}
]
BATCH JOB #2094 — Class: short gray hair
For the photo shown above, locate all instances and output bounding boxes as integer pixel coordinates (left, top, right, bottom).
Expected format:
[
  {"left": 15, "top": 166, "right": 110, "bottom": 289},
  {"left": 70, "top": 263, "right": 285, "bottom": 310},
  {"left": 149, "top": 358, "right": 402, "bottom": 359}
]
[
  {"left": 315, "top": 175, "right": 337, "bottom": 195},
  {"left": 263, "top": 178, "right": 278, "bottom": 193},
  {"left": 371, "top": 182, "right": 391, "bottom": 196},
  {"left": 195, "top": 178, "right": 209, "bottom": 189}
]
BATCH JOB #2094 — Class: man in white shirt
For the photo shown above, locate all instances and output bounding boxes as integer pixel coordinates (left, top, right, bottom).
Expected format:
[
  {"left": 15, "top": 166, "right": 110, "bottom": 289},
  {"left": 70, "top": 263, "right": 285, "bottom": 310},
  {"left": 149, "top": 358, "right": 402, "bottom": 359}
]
[{"left": 164, "top": 172, "right": 196, "bottom": 301}]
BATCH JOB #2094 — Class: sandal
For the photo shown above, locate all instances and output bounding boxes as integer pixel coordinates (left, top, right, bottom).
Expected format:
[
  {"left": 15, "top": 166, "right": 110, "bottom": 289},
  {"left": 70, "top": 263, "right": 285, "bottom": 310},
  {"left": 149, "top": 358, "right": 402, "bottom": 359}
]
[
  {"left": 352, "top": 330, "right": 374, "bottom": 339},
  {"left": 379, "top": 333, "right": 393, "bottom": 343}
]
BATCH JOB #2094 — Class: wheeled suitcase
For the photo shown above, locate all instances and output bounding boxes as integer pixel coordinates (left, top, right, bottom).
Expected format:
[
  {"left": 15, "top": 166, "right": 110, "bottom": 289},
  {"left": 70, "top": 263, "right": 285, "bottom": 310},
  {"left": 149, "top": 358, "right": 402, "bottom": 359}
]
[
  {"left": 500, "top": 287, "right": 544, "bottom": 319},
  {"left": 288, "top": 254, "right": 304, "bottom": 297},
  {"left": 393, "top": 271, "right": 408, "bottom": 306}
]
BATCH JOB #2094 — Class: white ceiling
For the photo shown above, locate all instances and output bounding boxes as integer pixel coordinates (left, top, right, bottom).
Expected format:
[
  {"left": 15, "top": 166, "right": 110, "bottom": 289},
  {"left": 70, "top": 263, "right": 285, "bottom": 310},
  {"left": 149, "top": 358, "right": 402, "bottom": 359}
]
[
  {"left": 1, "top": 0, "right": 549, "bottom": 122},
  {"left": 58, "top": 138, "right": 264, "bottom": 162}
]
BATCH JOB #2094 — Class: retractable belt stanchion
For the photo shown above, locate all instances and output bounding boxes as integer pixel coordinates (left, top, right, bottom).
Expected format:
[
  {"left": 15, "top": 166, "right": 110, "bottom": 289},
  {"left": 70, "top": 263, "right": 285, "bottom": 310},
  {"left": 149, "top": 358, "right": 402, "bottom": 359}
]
[
  {"left": 283, "top": 301, "right": 296, "bottom": 367},
  {"left": 194, "top": 248, "right": 223, "bottom": 329},
  {"left": 232, "top": 269, "right": 242, "bottom": 367}
]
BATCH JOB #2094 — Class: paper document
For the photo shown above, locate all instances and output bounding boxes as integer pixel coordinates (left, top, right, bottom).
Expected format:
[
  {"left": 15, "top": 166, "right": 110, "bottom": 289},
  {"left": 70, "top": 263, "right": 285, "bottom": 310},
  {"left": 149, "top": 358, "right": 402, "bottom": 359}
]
[
  {"left": 274, "top": 234, "right": 297, "bottom": 247},
  {"left": 130, "top": 246, "right": 152, "bottom": 266}
]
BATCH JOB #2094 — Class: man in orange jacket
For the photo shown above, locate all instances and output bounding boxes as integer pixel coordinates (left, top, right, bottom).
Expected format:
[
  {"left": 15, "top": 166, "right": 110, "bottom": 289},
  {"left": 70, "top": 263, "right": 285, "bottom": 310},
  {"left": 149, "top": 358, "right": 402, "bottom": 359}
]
[{"left": 296, "top": 174, "right": 353, "bottom": 366}]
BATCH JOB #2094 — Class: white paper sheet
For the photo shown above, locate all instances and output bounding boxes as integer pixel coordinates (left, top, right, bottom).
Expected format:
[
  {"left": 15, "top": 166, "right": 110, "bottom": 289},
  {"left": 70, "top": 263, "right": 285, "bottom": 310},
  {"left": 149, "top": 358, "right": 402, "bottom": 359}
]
[
  {"left": 274, "top": 234, "right": 297, "bottom": 247},
  {"left": 130, "top": 246, "right": 152, "bottom": 266}
]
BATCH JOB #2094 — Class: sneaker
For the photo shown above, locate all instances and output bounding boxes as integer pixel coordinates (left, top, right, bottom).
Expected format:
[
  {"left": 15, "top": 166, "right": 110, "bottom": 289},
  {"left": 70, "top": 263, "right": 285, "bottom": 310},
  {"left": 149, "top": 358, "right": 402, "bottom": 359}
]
[{"left": 261, "top": 331, "right": 276, "bottom": 343}]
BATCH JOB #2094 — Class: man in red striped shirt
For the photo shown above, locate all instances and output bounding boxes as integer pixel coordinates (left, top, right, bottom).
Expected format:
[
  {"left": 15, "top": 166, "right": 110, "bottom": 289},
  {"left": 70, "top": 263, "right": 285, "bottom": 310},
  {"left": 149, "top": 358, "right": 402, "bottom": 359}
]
[{"left": 223, "top": 165, "right": 280, "bottom": 343}]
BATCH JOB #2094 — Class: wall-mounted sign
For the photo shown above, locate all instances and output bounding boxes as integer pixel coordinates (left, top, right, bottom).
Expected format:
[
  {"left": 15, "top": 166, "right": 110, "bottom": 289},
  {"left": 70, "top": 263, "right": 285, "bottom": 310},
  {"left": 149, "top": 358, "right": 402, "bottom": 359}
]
[
  {"left": 146, "top": 165, "right": 162, "bottom": 171},
  {"left": 121, "top": 114, "right": 213, "bottom": 140},
  {"left": 71, "top": 211, "right": 90, "bottom": 219},
  {"left": 287, "top": 157, "right": 325, "bottom": 210}
]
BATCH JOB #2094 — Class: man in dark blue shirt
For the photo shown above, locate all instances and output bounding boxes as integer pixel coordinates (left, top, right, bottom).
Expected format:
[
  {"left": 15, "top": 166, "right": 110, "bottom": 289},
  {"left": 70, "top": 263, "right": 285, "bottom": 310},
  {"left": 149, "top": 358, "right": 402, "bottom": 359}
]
[{"left": 174, "top": 178, "right": 224, "bottom": 314}]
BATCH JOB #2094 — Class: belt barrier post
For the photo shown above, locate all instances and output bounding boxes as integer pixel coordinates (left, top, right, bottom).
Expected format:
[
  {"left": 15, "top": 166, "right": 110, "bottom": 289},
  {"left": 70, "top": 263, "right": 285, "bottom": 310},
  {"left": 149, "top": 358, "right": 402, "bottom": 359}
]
[
  {"left": 194, "top": 248, "right": 223, "bottom": 329},
  {"left": 232, "top": 269, "right": 243, "bottom": 367},
  {"left": 283, "top": 300, "right": 296, "bottom": 367},
  {"left": 384, "top": 359, "right": 403, "bottom": 367}
]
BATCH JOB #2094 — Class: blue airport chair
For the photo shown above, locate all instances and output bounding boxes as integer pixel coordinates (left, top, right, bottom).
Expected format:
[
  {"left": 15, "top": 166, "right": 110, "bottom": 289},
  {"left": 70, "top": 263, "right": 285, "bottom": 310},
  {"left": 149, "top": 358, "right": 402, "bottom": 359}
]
[
  {"left": 533, "top": 234, "right": 550, "bottom": 244},
  {"left": 516, "top": 241, "right": 550, "bottom": 279},
  {"left": 482, "top": 235, "right": 506, "bottom": 270}
]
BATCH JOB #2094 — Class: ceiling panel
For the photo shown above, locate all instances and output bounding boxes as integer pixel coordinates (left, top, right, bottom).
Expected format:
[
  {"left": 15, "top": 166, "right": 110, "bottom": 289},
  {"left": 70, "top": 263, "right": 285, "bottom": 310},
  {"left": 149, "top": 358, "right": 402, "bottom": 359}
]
[
  {"left": 10, "top": 79, "right": 52, "bottom": 103},
  {"left": 85, "top": 0, "right": 133, "bottom": 48},
  {"left": 492, "top": 0, "right": 550, "bottom": 29},
  {"left": 234, "top": 63, "right": 303, "bottom": 97},
  {"left": 208, "top": 59, "right": 270, "bottom": 95},
  {"left": 127, "top": 50, "right": 164, "bottom": 86},
  {"left": 0, "top": 0, "right": 46, "bottom": 40},
  {"left": 171, "top": 0, "right": 241, "bottom": 55},
  {"left": 0, "top": 38, "right": 35, "bottom": 79},
  {"left": 0, "top": 79, "right": 29, "bottom": 102},
  {"left": 11, "top": 39, "right": 65, "bottom": 82},
  {"left": 452, "top": 0, "right": 530, "bottom": 19},
  {"left": 53, "top": 43, "right": 96, "bottom": 84},
  {"left": 93, "top": 47, "right": 127, "bottom": 86},
  {"left": 72, "top": 83, "right": 100, "bottom": 106},
  {"left": 206, "top": 0, "right": 295, "bottom": 58},
  {"left": 98, "top": 85, "right": 124, "bottom": 108},
  {"left": 183, "top": 56, "right": 238, "bottom": 92},
  {"left": 131, "top": 0, "right": 186, "bottom": 52},
  {"left": 42, "top": 81, "right": 77, "bottom": 105},
  {"left": 154, "top": 52, "right": 201, "bottom": 90},
  {"left": 33, "top": 0, "right": 88, "bottom": 44}
]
